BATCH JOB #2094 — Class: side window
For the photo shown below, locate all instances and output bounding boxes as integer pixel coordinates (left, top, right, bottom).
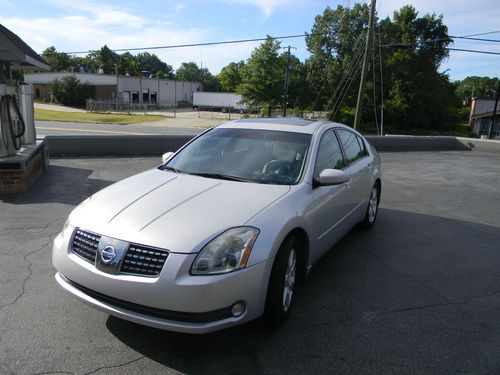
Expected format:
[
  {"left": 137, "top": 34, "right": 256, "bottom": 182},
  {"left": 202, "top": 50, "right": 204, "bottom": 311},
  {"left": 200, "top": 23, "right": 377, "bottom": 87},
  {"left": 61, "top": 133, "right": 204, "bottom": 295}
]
[
  {"left": 336, "top": 129, "right": 364, "bottom": 166},
  {"left": 314, "top": 130, "right": 344, "bottom": 179},
  {"left": 356, "top": 135, "right": 368, "bottom": 156}
]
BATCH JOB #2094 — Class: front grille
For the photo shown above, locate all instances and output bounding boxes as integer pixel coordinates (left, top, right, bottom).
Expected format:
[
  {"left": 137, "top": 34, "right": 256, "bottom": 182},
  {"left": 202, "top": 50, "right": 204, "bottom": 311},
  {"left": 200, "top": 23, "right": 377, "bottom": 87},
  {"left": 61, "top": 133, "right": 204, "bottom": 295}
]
[
  {"left": 71, "top": 229, "right": 100, "bottom": 263},
  {"left": 122, "top": 244, "right": 169, "bottom": 277},
  {"left": 70, "top": 229, "right": 168, "bottom": 277}
]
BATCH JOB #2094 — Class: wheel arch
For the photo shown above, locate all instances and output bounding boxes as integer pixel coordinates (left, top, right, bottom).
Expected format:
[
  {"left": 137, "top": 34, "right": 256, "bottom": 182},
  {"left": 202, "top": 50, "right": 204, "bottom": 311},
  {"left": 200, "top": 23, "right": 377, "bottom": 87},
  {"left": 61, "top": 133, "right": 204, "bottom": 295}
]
[{"left": 282, "top": 227, "right": 310, "bottom": 283}]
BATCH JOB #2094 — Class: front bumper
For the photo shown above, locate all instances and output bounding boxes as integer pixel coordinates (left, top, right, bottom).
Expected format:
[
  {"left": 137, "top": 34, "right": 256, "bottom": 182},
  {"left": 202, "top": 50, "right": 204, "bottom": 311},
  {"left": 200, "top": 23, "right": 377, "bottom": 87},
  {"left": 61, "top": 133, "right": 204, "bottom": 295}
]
[{"left": 53, "top": 228, "right": 272, "bottom": 334}]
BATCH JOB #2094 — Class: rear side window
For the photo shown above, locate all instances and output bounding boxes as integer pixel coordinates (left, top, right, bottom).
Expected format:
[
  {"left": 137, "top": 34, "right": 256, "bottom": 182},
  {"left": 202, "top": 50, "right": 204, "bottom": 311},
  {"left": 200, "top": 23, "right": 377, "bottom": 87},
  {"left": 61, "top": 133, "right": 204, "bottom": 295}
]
[
  {"left": 336, "top": 129, "right": 365, "bottom": 165},
  {"left": 356, "top": 135, "right": 368, "bottom": 156},
  {"left": 314, "top": 130, "right": 344, "bottom": 179}
]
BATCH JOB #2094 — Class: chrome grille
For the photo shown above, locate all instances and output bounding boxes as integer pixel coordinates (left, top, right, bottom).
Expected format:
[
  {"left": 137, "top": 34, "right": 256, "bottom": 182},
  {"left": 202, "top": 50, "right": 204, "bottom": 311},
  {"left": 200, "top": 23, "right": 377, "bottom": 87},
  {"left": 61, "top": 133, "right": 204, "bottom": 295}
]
[
  {"left": 71, "top": 229, "right": 100, "bottom": 263},
  {"left": 121, "top": 244, "right": 169, "bottom": 277}
]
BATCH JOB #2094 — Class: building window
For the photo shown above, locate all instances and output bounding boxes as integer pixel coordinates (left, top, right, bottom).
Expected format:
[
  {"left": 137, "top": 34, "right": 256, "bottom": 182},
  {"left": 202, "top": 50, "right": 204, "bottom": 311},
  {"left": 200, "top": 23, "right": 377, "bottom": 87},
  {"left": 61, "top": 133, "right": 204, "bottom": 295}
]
[
  {"left": 35, "top": 88, "right": 40, "bottom": 99},
  {"left": 142, "top": 89, "right": 149, "bottom": 104},
  {"left": 132, "top": 91, "right": 139, "bottom": 103},
  {"left": 150, "top": 91, "right": 157, "bottom": 104}
]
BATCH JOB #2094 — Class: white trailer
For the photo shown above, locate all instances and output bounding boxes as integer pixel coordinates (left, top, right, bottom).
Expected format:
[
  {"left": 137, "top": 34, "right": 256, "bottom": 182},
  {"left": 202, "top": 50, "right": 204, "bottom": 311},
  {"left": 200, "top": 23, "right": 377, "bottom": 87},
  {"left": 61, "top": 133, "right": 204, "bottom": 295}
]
[{"left": 193, "top": 92, "right": 246, "bottom": 111}]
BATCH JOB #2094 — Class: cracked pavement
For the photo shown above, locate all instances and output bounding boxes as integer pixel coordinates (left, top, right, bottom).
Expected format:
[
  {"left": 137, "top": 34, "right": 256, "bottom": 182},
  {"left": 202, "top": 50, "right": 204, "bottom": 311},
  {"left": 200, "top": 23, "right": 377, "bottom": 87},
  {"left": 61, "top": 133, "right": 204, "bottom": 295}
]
[{"left": 1, "top": 151, "right": 500, "bottom": 374}]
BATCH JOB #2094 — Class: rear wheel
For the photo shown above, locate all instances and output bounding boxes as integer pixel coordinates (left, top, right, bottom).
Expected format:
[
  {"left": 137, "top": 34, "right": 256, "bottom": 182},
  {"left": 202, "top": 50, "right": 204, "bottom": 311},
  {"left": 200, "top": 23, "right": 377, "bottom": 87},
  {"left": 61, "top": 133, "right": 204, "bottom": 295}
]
[
  {"left": 361, "top": 183, "right": 380, "bottom": 229},
  {"left": 264, "top": 236, "right": 297, "bottom": 326}
]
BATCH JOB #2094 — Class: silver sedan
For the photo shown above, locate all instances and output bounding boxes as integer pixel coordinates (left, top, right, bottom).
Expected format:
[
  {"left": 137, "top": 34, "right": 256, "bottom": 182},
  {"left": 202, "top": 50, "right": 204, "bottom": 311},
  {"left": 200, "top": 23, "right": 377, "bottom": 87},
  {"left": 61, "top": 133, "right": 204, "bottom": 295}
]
[{"left": 52, "top": 118, "right": 382, "bottom": 333}]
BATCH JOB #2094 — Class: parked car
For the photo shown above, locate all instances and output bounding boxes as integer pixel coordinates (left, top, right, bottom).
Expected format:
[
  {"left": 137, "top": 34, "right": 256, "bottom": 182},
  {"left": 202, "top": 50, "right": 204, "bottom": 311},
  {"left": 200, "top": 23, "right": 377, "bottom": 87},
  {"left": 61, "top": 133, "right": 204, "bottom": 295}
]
[{"left": 52, "top": 118, "right": 382, "bottom": 334}]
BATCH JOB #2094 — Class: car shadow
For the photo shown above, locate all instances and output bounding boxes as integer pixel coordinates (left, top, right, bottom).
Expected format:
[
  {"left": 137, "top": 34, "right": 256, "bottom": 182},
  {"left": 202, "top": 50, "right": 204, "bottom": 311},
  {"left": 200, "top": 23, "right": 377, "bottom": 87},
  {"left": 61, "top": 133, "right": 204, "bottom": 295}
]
[{"left": 105, "top": 207, "right": 500, "bottom": 374}]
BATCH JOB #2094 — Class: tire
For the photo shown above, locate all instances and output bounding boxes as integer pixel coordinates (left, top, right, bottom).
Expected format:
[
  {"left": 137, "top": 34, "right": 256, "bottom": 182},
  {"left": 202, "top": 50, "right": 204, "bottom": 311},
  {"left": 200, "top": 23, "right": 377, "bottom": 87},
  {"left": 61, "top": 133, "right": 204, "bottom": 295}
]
[
  {"left": 264, "top": 235, "right": 297, "bottom": 326},
  {"left": 361, "top": 183, "right": 380, "bottom": 229}
]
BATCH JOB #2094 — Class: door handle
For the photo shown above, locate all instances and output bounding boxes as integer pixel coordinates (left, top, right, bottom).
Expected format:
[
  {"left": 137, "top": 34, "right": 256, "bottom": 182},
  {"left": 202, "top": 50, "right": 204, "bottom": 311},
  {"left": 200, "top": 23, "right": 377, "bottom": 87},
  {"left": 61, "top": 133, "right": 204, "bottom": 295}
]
[{"left": 344, "top": 179, "right": 352, "bottom": 189}]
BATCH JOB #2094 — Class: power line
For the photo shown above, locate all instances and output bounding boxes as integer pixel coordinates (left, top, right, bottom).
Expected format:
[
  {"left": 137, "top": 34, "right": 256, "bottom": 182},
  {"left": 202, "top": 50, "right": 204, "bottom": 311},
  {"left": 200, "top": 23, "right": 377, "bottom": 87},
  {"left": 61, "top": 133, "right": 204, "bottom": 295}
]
[
  {"left": 311, "top": 31, "right": 366, "bottom": 111},
  {"left": 448, "top": 48, "right": 500, "bottom": 56},
  {"left": 452, "top": 36, "right": 500, "bottom": 43},
  {"left": 461, "top": 30, "right": 500, "bottom": 38},
  {"left": 323, "top": 34, "right": 366, "bottom": 116},
  {"left": 62, "top": 30, "right": 500, "bottom": 56},
  {"left": 64, "top": 34, "right": 310, "bottom": 54},
  {"left": 327, "top": 47, "right": 365, "bottom": 118}
]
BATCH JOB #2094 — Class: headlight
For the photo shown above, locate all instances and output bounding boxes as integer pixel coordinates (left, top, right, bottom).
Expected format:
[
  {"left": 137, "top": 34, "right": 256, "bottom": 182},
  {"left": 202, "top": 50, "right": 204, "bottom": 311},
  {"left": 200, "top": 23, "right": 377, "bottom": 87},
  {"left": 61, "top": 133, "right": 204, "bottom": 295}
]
[{"left": 191, "top": 227, "right": 259, "bottom": 275}]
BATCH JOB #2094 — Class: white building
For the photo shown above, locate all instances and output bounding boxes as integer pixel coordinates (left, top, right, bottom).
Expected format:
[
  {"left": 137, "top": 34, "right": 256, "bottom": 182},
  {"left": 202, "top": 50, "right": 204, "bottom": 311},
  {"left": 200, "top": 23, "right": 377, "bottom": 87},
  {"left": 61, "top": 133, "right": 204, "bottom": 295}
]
[
  {"left": 469, "top": 98, "right": 500, "bottom": 137},
  {"left": 24, "top": 72, "right": 202, "bottom": 106}
]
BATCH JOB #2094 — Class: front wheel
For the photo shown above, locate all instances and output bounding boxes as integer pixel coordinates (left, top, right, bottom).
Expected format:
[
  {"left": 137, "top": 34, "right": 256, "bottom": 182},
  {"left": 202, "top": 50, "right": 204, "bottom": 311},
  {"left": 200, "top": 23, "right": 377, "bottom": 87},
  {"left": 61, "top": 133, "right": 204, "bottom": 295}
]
[
  {"left": 361, "top": 183, "right": 380, "bottom": 229},
  {"left": 264, "top": 236, "right": 297, "bottom": 326}
]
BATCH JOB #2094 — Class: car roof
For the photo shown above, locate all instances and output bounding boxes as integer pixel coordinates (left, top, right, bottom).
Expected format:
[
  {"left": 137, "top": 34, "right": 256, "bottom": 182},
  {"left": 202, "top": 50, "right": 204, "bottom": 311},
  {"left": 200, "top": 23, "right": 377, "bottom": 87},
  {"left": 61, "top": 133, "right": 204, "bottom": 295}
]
[{"left": 217, "top": 118, "right": 353, "bottom": 135}]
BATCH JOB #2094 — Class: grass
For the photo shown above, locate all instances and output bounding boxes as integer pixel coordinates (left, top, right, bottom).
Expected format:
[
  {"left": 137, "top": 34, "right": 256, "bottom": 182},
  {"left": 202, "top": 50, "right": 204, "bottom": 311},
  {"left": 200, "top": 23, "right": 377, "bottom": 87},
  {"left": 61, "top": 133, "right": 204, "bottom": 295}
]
[{"left": 34, "top": 109, "right": 164, "bottom": 125}]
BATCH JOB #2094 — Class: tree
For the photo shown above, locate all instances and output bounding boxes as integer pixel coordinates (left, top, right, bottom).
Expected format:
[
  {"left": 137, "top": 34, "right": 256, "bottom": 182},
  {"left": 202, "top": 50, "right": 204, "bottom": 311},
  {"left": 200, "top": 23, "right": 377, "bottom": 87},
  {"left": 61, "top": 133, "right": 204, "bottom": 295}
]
[
  {"left": 88, "top": 45, "right": 119, "bottom": 74},
  {"left": 238, "top": 36, "right": 284, "bottom": 109},
  {"left": 175, "top": 62, "right": 202, "bottom": 81},
  {"left": 217, "top": 61, "right": 244, "bottom": 92},
  {"left": 40, "top": 45, "right": 176, "bottom": 79},
  {"left": 455, "top": 76, "right": 499, "bottom": 101},
  {"left": 48, "top": 76, "right": 96, "bottom": 107},
  {"left": 135, "top": 52, "right": 174, "bottom": 79},
  {"left": 176, "top": 62, "right": 219, "bottom": 91},
  {"left": 306, "top": 4, "right": 457, "bottom": 131},
  {"left": 305, "top": 4, "right": 370, "bottom": 113},
  {"left": 379, "top": 6, "right": 455, "bottom": 131},
  {"left": 281, "top": 54, "right": 310, "bottom": 110},
  {"left": 42, "top": 46, "right": 72, "bottom": 71}
]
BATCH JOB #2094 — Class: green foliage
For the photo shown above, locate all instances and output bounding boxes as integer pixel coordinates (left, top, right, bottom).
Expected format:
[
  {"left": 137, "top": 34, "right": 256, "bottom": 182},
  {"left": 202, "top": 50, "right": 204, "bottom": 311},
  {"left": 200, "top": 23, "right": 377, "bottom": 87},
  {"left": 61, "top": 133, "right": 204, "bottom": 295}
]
[
  {"left": 237, "top": 36, "right": 285, "bottom": 107},
  {"left": 48, "top": 76, "right": 96, "bottom": 107},
  {"left": 377, "top": 6, "right": 456, "bottom": 131},
  {"left": 41, "top": 46, "right": 173, "bottom": 79},
  {"left": 305, "top": 3, "right": 369, "bottom": 112},
  {"left": 42, "top": 46, "right": 72, "bottom": 71},
  {"left": 135, "top": 52, "right": 174, "bottom": 78},
  {"left": 217, "top": 61, "right": 244, "bottom": 92},
  {"left": 176, "top": 62, "right": 219, "bottom": 91},
  {"left": 306, "top": 4, "right": 458, "bottom": 132},
  {"left": 455, "top": 76, "right": 499, "bottom": 101},
  {"left": 283, "top": 54, "right": 310, "bottom": 109}
]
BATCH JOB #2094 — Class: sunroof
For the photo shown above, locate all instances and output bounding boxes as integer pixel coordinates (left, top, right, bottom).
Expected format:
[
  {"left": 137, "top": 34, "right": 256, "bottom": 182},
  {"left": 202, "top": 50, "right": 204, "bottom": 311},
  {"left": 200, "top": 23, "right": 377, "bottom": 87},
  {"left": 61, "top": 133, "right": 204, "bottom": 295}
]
[{"left": 235, "top": 118, "right": 316, "bottom": 126}]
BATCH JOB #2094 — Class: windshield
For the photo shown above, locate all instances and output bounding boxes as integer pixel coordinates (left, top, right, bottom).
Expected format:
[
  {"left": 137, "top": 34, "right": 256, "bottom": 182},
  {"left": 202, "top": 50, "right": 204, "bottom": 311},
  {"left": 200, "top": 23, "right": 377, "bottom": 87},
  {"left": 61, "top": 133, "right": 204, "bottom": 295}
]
[{"left": 163, "top": 128, "right": 311, "bottom": 185}]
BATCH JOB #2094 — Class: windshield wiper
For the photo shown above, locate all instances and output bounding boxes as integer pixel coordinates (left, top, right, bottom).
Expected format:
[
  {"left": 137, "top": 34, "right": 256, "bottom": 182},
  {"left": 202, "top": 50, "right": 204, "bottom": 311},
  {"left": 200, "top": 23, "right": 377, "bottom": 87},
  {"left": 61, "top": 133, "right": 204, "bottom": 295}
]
[
  {"left": 186, "top": 172, "right": 250, "bottom": 182},
  {"left": 162, "top": 165, "right": 181, "bottom": 173}
]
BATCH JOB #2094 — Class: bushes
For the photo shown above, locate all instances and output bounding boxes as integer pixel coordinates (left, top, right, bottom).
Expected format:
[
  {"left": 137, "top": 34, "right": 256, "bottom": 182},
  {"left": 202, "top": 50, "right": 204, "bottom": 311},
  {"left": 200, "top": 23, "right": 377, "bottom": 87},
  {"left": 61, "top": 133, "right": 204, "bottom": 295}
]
[{"left": 48, "top": 76, "right": 96, "bottom": 107}]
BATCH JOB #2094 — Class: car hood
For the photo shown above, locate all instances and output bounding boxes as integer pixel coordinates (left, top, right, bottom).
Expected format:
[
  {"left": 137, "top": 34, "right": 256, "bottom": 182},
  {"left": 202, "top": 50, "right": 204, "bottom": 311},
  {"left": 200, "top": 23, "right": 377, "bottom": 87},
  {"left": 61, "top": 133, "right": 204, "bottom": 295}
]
[{"left": 73, "top": 168, "right": 290, "bottom": 253}]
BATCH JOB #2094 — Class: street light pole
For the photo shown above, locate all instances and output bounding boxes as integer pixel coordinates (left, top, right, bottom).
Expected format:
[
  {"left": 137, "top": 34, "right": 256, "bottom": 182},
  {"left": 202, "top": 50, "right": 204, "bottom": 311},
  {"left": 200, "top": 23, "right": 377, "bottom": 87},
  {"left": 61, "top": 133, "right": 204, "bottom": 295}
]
[{"left": 282, "top": 45, "right": 296, "bottom": 117}]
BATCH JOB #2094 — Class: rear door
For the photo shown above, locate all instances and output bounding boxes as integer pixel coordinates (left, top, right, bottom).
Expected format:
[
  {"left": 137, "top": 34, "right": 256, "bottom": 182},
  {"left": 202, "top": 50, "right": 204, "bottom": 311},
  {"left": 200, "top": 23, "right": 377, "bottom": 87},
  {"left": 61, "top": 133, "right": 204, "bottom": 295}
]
[
  {"left": 310, "top": 130, "right": 351, "bottom": 260},
  {"left": 335, "top": 129, "right": 372, "bottom": 216}
]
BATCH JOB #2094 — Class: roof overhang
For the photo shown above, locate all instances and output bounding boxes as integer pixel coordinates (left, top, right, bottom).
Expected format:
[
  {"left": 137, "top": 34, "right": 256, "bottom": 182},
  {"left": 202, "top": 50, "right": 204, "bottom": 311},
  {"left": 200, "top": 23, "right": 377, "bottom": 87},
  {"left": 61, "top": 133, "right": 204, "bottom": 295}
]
[{"left": 0, "top": 24, "right": 50, "bottom": 71}]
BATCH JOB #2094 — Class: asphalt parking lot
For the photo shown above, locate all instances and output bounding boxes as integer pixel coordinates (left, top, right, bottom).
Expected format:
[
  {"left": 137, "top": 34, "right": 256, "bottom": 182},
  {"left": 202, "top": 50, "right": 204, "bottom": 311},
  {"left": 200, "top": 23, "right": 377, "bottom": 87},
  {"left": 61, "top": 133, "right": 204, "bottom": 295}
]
[{"left": 1, "top": 151, "right": 500, "bottom": 374}]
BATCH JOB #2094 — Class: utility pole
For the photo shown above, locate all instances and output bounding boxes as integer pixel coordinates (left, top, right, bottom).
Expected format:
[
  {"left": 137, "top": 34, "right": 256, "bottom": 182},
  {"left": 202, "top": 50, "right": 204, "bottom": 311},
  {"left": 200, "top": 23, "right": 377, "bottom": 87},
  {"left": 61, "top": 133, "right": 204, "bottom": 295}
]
[
  {"left": 282, "top": 45, "right": 296, "bottom": 117},
  {"left": 354, "top": 0, "right": 376, "bottom": 130},
  {"left": 487, "top": 81, "right": 500, "bottom": 139}
]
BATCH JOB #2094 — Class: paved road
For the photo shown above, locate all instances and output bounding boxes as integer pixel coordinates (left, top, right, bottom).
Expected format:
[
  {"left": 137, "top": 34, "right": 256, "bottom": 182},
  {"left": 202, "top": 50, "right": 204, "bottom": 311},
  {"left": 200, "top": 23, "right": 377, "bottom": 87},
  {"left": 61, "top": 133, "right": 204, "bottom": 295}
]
[
  {"left": 1, "top": 151, "right": 500, "bottom": 374},
  {"left": 36, "top": 120, "right": 204, "bottom": 136}
]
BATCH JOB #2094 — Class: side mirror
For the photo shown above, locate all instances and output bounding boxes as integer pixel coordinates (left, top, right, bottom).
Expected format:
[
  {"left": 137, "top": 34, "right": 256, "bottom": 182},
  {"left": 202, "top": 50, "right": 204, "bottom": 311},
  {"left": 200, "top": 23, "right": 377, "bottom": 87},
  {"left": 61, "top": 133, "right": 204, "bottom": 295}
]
[
  {"left": 318, "top": 169, "right": 349, "bottom": 186},
  {"left": 161, "top": 151, "right": 174, "bottom": 163}
]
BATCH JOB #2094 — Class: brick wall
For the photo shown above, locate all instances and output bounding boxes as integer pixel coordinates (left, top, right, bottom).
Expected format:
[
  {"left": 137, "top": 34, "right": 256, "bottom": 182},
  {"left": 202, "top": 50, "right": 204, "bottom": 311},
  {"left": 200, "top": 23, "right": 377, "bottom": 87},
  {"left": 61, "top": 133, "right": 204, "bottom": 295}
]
[{"left": 0, "top": 147, "right": 46, "bottom": 194}]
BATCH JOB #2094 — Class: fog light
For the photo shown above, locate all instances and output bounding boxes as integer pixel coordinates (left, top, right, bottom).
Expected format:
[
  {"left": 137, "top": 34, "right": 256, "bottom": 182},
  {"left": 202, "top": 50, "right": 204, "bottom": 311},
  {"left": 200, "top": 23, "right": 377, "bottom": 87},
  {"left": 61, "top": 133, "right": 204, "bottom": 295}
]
[{"left": 231, "top": 301, "right": 245, "bottom": 317}]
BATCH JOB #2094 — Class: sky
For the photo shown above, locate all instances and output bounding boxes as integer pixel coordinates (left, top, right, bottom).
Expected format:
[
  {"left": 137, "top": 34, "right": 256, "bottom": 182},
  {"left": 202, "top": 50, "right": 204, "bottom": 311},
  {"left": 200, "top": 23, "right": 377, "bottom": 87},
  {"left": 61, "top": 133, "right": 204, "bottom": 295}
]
[{"left": 0, "top": 0, "right": 499, "bottom": 81}]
